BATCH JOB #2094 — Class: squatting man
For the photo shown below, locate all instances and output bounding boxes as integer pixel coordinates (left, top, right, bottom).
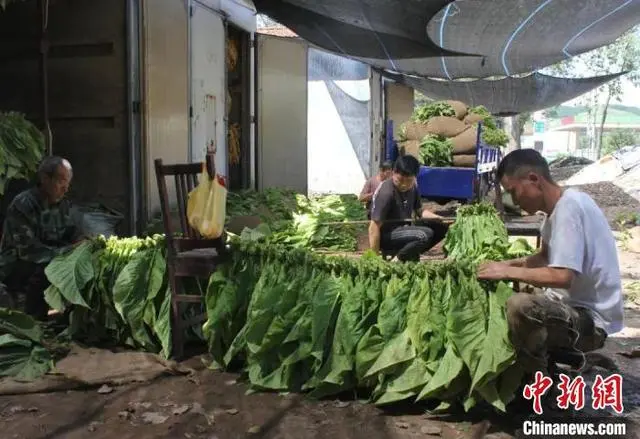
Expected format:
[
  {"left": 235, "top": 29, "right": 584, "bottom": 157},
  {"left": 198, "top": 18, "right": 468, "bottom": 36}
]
[
  {"left": 0, "top": 156, "right": 81, "bottom": 320},
  {"left": 477, "top": 149, "right": 624, "bottom": 374},
  {"left": 368, "top": 155, "right": 449, "bottom": 262}
]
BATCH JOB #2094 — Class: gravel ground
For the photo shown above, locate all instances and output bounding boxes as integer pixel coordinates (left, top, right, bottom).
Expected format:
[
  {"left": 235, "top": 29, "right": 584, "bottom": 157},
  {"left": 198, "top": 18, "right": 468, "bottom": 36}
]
[{"left": 549, "top": 164, "right": 640, "bottom": 228}]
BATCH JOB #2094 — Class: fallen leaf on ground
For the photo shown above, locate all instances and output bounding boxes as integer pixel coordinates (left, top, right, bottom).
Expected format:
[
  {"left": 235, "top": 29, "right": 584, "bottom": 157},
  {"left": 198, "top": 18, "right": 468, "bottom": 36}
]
[
  {"left": 247, "top": 426, "right": 261, "bottom": 434},
  {"left": 141, "top": 412, "right": 169, "bottom": 425},
  {"left": 617, "top": 347, "right": 640, "bottom": 358},
  {"left": 192, "top": 403, "right": 215, "bottom": 425},
  {"left": 421, "top": 425, "right": 442, "bottom": 435},
  {"left": 97, "top": 385, "right": 113, "bottom": 394},
  {"left": 225, "top": 408, "right": 239, "bottom": 415},
  {"left": 129, "top": 402, "right": 152, "bottom": 411},
  {"left": 173, "top": 405, "right": 191, "bottom": 416},
  {"left": 117, "top": 411, "right": 131, "bottom": 420},
  {"left": 333, "top": 401, "right": 350, "bottom": 408},
  {"left": 395, "top": 421, "right": 410, "bottom": 429}
]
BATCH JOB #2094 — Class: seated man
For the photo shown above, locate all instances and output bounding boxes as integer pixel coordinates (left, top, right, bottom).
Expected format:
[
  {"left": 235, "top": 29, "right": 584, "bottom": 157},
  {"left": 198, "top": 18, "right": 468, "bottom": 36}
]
[
  {"left": 359, "top": 161, "right": 392, "bottom": 219},
  {"left": 368, "top": 155, "right": 448, "bottom": 262},
  {"left": 0, "top": 156, "right": 78, "bottom": 320},
  {"left": 477, "top": 149, "right": 623, "bottom": 374}
]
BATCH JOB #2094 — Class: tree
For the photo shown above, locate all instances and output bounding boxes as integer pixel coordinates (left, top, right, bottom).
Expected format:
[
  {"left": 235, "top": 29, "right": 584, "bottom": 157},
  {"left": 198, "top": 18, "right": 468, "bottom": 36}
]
[
  {"left": 504, "top": 112, "right": 532, "bottom": 150},
  {"left": 602, "top": 129, "right": 639, "bottom": 156},
  {"left": 544, "top": 29, "right": 640, "bottom": 158}
]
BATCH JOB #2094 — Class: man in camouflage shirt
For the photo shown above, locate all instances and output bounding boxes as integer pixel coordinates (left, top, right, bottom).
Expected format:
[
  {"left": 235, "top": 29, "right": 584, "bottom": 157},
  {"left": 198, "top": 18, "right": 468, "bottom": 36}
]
[{"left": 0, "top": 156, "right": 78, "bottom": 320}]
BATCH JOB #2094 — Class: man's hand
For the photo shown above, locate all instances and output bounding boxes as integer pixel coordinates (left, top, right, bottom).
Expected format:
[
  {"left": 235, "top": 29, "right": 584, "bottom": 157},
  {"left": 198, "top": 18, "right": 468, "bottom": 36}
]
[
  {"left": 477, "top": 261, "right": 512, "bottom": 281},
  {"left": 421, "top": 209, "right": 444, "bottom": 220}
]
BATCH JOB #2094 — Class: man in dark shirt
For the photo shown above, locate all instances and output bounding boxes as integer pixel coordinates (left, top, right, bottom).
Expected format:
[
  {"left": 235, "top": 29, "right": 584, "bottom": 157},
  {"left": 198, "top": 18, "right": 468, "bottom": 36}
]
[
  {"left": 369, "top": 155, "right": 448, "bottom": 262},
  {"left": 359, "top": 161, "right": 392, "bottom": 218},
  {"left": 0, "top": 156, "right": 78, "bottom": 320}
]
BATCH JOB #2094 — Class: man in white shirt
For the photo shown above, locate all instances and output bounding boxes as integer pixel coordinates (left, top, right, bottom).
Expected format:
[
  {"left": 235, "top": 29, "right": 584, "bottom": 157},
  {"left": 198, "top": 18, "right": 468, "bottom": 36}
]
[{"left": 477, "top": 149, "right": 624, "bottom": 374}]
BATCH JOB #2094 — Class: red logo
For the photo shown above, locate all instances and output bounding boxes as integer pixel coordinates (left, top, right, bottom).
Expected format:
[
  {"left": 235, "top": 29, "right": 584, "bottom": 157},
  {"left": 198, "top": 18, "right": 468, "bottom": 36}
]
[
  {"left": 523, "top": 371, "right": 553, "bottom": 415},
  {"left": 556, "top": 374, "right": 586, "bottom": 411},
  {"left": 523, "top": 372, "right": 624, "bottom": 415},
  {"left": 592, "top": 374, "right": 624, "bottom": 414}
]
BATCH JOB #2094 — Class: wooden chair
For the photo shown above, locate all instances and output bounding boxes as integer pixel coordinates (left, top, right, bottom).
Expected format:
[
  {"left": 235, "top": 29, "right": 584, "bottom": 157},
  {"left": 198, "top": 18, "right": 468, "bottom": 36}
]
[{"left": 154, "top": 153, "right": 228, "bottom": 360}]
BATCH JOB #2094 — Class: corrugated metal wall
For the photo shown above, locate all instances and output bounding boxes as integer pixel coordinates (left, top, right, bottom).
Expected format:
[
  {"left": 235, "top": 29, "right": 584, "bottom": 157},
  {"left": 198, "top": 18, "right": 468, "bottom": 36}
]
[{"left": 256, "top": 35, "right": 308, "bottom": 193}]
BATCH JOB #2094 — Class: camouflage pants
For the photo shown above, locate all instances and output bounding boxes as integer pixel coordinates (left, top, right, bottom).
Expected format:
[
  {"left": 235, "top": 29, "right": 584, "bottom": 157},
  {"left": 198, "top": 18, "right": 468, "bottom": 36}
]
[
  {"left": 4, "top": 262, "right": 50, "bottom": 321},
  {"left": 506, "top": 292, "right": 607, "bottom": 374}
]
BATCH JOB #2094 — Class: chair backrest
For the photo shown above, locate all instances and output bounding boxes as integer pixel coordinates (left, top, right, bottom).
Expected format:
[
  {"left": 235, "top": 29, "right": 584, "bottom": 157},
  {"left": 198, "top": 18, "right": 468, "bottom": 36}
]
[{"left": 154, "top": 153, "right": 222, "bottom": 255}]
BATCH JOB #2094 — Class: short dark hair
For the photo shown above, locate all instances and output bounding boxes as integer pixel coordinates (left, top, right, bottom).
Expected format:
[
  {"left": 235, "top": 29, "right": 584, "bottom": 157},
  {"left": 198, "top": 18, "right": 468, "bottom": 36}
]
[
  {"left": 37, "top": 156, "right": 72, "bottom": 184},
  {"left": 496, "top": 149, "right": 552, "bottom": 182},
  {"left": 380, "top": 160, "right": 393, "bottom": 170},
  {"left": 393, "top": 155, "right": 420, "bottom": 177}
]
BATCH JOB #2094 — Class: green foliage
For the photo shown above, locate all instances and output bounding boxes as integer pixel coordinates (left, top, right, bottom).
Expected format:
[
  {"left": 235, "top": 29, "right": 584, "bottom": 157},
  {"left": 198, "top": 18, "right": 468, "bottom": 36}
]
[
  {"left": 0, "top": 112, "right": 45, "bottom": 195},
  {"left": 444, "top": 202, "right": 535, "bottom": 263},
  {"left": 412, "top": 102, "right": 456, "bottom": 122},
  {"left": 0, "top": 308, "right": 53, "bottom": 381},
  {"left": 43, "top": 235, "right": 173, "bottom": 358},
  {"left": 203, "top": 236, "right": 526, "bottom": 412},
  {"left": 226, "top": 189, "right": 368, "bottom": 251},
  {"left": 419, "top": 135, "right": 453, "bottom": 167},
  {"left": 602, "top": 129, "right": 639, "bottom": 156},
  {"left": 468, "top": 106, "right": 510, "bottom": 147}
]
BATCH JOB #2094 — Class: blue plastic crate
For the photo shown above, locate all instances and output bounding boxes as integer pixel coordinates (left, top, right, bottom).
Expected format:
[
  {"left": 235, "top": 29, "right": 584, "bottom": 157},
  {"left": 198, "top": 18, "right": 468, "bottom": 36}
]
[{"left": 417, "top": 166, "right": 476, "bottom": 199}]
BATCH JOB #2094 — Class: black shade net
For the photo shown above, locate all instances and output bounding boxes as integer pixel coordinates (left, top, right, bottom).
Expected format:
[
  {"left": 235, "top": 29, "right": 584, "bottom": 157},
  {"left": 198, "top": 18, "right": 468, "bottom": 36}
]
[
  {"left": 308, "top": 47, "right": 371, "bottom": 81},
  {"left": 421, "top": 0, "right": 640, "bottom": 79},
  {"left": 382, "top": 71, "right": 626, "bottom": 116},
  {"left": 253, "top": 0, "right": 473, "bottom": 60},
  {"left": 257, "top": 0, "right": 640, "bottom": 79}
]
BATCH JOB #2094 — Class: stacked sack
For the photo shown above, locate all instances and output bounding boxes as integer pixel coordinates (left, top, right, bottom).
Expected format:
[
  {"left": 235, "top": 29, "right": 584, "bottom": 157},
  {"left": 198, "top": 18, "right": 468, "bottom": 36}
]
[{"left": 398, "top": 100, "right": 486, "bottom": 168}]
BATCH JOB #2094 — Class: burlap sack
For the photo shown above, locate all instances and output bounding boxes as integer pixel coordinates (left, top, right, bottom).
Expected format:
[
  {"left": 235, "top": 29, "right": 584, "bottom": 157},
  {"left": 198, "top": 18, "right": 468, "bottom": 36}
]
[
  {"left": 451, "top": 126, "right": 478, "bottom": 154},
  {"left": 452, "top": 154, "right": 477, "bottom": 168},
  {"left": 464, "top": 113, "right": 484, "bottom": 125},
  {"left": 445, "top": 100, "right": 469, "bottom": 120},
  {"left": 425, "top": 116, "right": 467, "bottom": 138},
  {"left": 402, "top": 122, "right": 431, "bottom": 141},
  {"left": 398, "top": 140, "right": 420, "bottom": 159}
]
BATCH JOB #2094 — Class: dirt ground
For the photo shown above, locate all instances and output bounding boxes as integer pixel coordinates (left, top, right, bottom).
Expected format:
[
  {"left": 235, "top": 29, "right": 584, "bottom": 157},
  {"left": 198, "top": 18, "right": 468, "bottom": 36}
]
[{"left": 2, "top": 202, "right": 640, "bottom": 438}]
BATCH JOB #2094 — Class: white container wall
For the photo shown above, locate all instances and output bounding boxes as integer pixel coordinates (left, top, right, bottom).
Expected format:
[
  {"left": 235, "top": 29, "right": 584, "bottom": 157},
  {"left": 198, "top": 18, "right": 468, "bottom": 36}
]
[
  {"left": 142, "top": 0, "right": 189, "bottom": 217},
  {"left": 189, "top": 2, "right": 227, "bottom": 172},
  {"left": 256, "top": 35, "right": 308, "bottom": 193}
]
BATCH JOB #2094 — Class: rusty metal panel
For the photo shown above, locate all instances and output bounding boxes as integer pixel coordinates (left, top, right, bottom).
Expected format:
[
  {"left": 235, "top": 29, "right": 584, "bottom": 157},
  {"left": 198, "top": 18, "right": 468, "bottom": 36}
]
[{"left": 141, "top": 0, "right": 189, "bottom": 218}]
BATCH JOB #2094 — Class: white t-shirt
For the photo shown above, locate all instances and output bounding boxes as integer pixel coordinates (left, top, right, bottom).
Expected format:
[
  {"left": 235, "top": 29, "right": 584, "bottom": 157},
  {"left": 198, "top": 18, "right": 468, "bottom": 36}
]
[{"left": 540, "top": 188, "right": 624, "bottom": 335}]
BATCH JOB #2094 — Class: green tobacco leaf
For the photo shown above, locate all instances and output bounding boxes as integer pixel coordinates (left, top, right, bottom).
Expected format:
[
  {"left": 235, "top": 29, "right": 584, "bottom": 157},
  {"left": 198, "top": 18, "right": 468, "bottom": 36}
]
[
  {"left": 44, "top": 241, "right": 95, "bottom": 309},
  {"left": 0, "top": 310, "right": 52, "bottom": 382},
  {"left": 113, "top": 248, "right": 165, "bottom": 351},
  {"left": 0, "top": 335, "right": 52, "bottom": 382},
  {"left": 154, "top": 287, "right": 172, "bottom": 359},
  {"left": 470, "top": 282, "right": 517, "bottom": 391},
  {"left": 0, "top": 307, "right": 44, "bottom": 342},
  {"left": 44, "top": 285, "right": 67, "bottom": 312}
]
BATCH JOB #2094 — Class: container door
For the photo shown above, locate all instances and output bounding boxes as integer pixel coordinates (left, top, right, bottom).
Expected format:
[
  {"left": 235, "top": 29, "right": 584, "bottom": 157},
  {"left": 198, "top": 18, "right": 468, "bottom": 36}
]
[{"left": 189, "top": 1, "right": 227, "bottom": 175}]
